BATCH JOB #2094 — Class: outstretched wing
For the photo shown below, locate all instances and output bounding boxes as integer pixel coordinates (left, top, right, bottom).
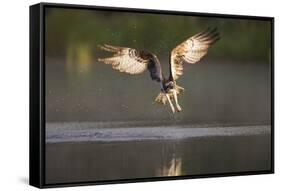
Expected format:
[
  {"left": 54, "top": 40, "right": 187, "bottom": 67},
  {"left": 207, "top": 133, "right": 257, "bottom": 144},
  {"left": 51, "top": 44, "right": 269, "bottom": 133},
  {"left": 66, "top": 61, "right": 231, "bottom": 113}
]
[
  {"left": 169, "top": 28, "right": 220, "bottom": 81},
  {"left": 98, "top": 44, "right": 163, "bottom": 82}
]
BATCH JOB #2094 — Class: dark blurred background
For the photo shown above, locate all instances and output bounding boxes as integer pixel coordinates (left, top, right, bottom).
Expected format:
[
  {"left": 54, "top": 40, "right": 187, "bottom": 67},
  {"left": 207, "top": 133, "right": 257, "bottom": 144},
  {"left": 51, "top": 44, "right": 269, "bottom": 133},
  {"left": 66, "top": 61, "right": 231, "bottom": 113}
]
[{"left": 45, "top": 7, "right": 272, "bottom": 124}]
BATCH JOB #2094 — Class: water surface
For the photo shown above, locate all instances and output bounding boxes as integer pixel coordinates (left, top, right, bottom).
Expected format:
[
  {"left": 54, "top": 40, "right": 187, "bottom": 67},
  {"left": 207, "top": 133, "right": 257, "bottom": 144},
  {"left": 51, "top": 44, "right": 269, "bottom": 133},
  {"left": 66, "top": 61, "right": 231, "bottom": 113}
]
[{"left": 45, "top": 122, "right": 271, "bottom": 184}]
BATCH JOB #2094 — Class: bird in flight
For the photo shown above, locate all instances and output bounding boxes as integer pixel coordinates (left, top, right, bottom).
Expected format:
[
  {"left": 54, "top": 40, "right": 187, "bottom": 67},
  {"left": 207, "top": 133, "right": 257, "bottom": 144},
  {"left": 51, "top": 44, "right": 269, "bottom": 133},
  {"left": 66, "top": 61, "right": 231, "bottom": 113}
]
[{"left": 98, "top": 28, "right": 220, "bottom": 113}]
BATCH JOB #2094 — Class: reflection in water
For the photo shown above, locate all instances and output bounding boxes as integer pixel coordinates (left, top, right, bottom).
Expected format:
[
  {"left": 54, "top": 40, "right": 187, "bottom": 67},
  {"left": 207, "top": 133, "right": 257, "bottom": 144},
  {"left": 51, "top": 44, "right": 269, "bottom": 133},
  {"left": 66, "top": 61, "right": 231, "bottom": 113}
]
[
  {"left": 157, "top": 142, "right": 183, "bottom": 177},
  {"left": 158, "top": 157, "right": 182, "bottom": 176},
  {"left": 46, "top": 133, "right": 271, "bottom": 184}
]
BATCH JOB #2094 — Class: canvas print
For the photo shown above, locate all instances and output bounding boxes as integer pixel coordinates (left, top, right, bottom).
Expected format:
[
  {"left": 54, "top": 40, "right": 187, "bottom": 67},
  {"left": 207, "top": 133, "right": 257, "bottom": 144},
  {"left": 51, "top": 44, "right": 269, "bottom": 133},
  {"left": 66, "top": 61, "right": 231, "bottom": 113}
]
[{"left": 44, "top": 6, "right": 272, "bottom": 184}]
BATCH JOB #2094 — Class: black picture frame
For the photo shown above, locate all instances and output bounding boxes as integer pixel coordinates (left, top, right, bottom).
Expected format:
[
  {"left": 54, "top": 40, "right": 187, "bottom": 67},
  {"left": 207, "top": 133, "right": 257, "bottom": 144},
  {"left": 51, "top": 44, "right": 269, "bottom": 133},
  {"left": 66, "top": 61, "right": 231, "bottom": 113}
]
[{"left": 30, "top": 2, "right": 274, "bottom": 188}]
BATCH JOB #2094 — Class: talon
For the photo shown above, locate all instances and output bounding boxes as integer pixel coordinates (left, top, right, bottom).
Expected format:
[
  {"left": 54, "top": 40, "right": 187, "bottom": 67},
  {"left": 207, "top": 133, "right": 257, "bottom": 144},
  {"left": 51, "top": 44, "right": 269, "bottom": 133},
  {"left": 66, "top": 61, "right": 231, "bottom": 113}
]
[
  {"left": 165, "top": 93, "right": 175, "bottom": 114},
  {"left": 176, "top": 105, "right": 182, "bottom": 112}
]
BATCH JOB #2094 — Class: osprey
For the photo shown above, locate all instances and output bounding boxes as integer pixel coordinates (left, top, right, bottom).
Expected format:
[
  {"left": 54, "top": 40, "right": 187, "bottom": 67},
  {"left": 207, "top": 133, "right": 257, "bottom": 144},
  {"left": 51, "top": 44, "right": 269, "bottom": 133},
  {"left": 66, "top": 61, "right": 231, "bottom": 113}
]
[{"left": 98, "top": 28, "right": 220, "bottom": 113}]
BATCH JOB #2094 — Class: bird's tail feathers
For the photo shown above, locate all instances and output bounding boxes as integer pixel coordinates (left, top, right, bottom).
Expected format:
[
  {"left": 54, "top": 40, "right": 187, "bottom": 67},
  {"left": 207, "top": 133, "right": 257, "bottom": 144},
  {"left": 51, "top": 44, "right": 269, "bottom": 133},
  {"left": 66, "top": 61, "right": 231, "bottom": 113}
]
[
  {"left": 175, "top": 84, "right": 184, "bottom": 94},
  {"left": 155, "top": 92, "right": 168, "bottom": 105},
  {"left": 155, "top": 84, "right": 184, "bottom": 105}
]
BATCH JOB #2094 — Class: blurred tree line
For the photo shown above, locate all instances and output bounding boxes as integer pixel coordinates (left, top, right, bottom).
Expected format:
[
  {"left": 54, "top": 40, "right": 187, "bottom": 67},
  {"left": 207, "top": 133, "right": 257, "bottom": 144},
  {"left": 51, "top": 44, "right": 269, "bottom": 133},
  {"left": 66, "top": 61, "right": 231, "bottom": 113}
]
[{"left": 45, "top": 8, "right": 272, "bottom": 62}]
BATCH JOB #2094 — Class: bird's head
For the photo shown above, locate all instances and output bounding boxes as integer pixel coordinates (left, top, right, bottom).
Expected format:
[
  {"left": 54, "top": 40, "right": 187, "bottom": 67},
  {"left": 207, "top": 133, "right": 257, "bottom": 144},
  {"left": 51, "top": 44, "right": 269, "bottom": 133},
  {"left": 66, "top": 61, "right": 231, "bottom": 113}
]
[{"left": 162, "top": 79, "right": 174, "bottom": 92}]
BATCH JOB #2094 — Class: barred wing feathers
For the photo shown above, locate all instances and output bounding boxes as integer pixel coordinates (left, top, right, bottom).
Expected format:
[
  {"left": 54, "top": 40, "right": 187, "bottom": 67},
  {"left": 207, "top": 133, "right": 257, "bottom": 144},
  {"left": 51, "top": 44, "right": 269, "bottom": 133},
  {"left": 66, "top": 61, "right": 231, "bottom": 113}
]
[
  {"left": 170, "top": 28, "right": 220, "bottom": 81},
  {"left": 98, "top": 44, "right": 162, "bottom": 82}
]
